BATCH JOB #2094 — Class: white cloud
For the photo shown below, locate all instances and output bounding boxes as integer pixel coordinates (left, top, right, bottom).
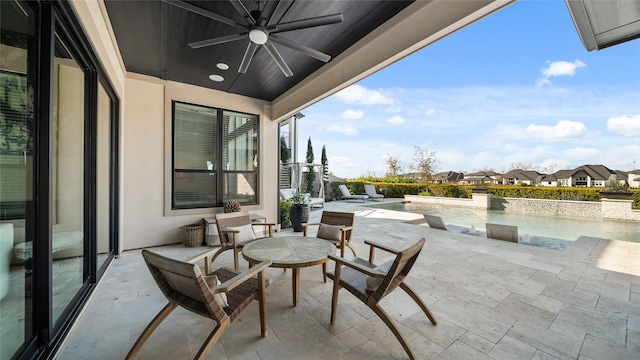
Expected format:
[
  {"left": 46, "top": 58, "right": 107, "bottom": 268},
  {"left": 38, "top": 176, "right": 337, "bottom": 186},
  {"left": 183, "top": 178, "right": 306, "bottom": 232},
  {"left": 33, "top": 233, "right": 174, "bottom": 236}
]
[
  {"left": 607, "top": 114, "right": 640, "bottom": 136},
  {"left": 425, "top": 108, "right": 436, "bottom": 116},
  {"left": 340, "top": 109, "right": 364, "bottom": 120},
  {"left": 334, "top": 84, "right": 394, "bottom": 105},
  {"left": 536, "top": 60, "right": 586, "bottom": 87},
  {"left": 387, "top": 116, "right": 405, "bottom": 125},
  {"left": 326, "top": 124, "right": 358, "bottom": 135},
  {"left": 381, "top": 142, "right": 398, "bottom": 149},
  {"left": 543, "top": 60, "right": 586, "bottom": 77},
  {"left": 526, "top": 120, "right": 588, "bottom": 141}
]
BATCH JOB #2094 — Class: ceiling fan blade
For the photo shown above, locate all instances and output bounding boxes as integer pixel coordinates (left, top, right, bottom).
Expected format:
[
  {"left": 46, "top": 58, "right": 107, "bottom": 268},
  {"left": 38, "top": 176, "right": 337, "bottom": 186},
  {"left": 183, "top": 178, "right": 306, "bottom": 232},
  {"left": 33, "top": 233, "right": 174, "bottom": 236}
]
[
  {"left": 239, "top": 42, "right": 259, "bottom": 74},
  {"left": 270, "top": 35, "right": 331, "bottom": 62},
  {"left": 189, "top": 33, "right": 247, "bottom": 49},
  {"left": 263, "top": 40, "right": 293, "bottom": 77},
  {"left": 228, "top": 0, "right": 256, "bottom": 25},
  {"left": 268, "top": 14, "right": 343, "bottom": 34},
  {"left": 162, "top": 0, "right": 244, "bottom": 30},
  {"left": 258, "top": 0, "right": 279, "bottom": 27}
]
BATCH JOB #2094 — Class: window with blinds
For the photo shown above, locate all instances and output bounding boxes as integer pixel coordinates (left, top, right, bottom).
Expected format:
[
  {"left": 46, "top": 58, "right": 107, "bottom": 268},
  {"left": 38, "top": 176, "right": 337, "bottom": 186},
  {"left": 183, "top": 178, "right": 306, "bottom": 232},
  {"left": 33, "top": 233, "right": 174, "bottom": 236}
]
[{"left": 172, "top": 102, "right": 258, "bottom": 209}]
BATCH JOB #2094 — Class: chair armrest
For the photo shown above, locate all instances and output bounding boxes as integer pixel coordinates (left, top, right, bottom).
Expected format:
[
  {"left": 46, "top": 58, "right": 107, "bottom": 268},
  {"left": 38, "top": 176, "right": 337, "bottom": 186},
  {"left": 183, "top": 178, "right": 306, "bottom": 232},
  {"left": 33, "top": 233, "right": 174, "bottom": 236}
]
[
  {"left": 218, "top": 228, "right": 240, "bottom": 246},
  {"left": 214, "top": 260, "right": 272, "bottom": 293},
  {"left": 218, "top": 228, "right": 240, "bottom": 234},
  {"left": 364, "top": 239, "right": 400, "bottom": 263},
  {"left": 301, "top": 222, "right": 321, "bottom": 228},
  {"left": 251, "top": 223, "right": 276, "bottom": 227},
  {"left": 363, "top": 239, "right": 401, "bottom": 255},
  {"left": 301, "top": 222, "right": 321, "bottom": 236},
  {"left": 328, "top": 254, "right": 381, "bottom": 277},
  {"left": 187, "top": 248, "right": 217, "bottom": 264}
]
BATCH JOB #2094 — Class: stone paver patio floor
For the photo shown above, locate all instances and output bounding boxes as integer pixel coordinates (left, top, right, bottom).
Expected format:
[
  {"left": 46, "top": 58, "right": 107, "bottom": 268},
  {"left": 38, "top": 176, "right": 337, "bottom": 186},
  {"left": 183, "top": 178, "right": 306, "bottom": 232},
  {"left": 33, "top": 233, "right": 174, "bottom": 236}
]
[{"left": 56, "top": 200, "right": 640, "bottom": 359}]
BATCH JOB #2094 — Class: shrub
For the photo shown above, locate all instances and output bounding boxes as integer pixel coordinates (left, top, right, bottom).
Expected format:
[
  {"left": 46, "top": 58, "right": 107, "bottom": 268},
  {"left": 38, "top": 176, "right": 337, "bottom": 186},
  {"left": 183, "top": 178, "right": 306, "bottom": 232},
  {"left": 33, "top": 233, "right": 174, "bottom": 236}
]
[{"left": 279, "top": 200, "right": 291, "bottom": 228}]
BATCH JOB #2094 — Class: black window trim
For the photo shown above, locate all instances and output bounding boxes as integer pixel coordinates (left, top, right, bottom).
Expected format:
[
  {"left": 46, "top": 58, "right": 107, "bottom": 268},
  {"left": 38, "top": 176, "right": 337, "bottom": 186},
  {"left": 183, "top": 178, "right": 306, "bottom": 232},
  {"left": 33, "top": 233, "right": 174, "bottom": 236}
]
[{"left": 171, "top": 100, "right": 260, "bottom": 210}]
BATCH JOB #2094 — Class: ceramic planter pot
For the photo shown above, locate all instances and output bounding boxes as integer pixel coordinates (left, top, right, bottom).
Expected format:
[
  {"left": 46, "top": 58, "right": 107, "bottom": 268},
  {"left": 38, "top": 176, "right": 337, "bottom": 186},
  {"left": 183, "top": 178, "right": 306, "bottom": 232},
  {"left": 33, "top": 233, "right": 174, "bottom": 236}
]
[
  {"left": 290, "top": 203, "right": 310, "bottom": 232},
  {"left": 600, "top": 191, "right": 633, "bottom": 200}
]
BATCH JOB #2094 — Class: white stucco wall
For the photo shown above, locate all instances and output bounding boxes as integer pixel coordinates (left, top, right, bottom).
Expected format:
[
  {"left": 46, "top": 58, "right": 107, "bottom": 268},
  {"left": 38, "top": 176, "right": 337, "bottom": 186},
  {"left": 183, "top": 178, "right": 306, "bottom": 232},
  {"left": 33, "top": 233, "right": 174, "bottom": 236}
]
[
  {"left": 121, "top": 74, "right": 279, "bottom": 250},
  {"left": 72, "top": 1, "right": 280, "bottom": 252}
]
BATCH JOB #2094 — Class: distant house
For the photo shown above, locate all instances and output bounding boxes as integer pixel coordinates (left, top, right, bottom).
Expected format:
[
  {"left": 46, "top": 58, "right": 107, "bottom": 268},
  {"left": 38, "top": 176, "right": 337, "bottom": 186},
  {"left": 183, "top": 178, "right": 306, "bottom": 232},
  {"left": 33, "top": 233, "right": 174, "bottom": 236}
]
[
  {"left": 500, "top": 169, "right": 542, "bottom": 185},
  {"left": 464, "top": 171, "right": 501, "bottom": 185},
  {"left": 433, "top": 171, "right": 464, "bottom": 184},
  {"left": 554, "top": 164, "right": 616, "bottom": 187},
  {"left": 539, "top": 173, "right": 558, "bottom": 187},
  {"left": 629, "top": 170, "right": 640, "bottom": 188},
  {"left": 614, "top": 170, "right": 629, "bottom": 186}
]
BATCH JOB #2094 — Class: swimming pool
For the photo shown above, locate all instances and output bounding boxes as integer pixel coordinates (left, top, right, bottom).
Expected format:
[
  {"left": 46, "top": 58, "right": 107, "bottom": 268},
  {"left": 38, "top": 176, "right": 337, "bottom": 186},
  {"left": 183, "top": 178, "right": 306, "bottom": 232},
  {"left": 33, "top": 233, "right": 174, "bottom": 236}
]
[{"left": 366, "top": 202, "right": 640, "bottom": 250}]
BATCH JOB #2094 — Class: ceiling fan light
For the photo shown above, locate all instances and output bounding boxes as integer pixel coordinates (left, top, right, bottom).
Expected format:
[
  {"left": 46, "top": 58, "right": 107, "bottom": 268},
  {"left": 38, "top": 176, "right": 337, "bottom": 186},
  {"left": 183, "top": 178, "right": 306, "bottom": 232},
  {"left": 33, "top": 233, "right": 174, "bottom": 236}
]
[{"left": 249, "top": 29, "right": 268, "bottom": 44}]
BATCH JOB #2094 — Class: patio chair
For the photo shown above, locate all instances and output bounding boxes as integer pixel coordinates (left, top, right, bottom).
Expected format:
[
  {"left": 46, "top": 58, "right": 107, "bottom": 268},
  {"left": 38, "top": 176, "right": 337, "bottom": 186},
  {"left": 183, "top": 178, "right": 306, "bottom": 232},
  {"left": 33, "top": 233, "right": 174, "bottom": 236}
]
[
  {"left": 486, "top": 223, "right": 519, "bottom": 243},
  {"left": 423, "top": 214, "right": 447, "bottom": 230},
  {"left": 302, "top": 211, "right": 355, "bottom": 282},
  {"left": 327, "top": 238, "right": 437, "bottom": 360},
  {"left": 209, "top": 212, "right": 275, "bottom": 271},
  {"left": 126, "top": 250, "right": 271, "bottom": 360},
  {"left": 338, "top": 184, "right": 369, "bottom": 202},
  {"left": 364, "top": 184, "right": 385, "bottom": 201}
]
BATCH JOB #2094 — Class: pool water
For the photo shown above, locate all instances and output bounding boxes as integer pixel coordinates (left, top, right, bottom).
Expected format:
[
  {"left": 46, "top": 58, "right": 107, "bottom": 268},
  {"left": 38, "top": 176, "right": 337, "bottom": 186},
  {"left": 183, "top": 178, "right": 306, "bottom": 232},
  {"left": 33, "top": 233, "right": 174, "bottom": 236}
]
[{"left": 367, "top": 202, "right": 640, "bottom": 250}]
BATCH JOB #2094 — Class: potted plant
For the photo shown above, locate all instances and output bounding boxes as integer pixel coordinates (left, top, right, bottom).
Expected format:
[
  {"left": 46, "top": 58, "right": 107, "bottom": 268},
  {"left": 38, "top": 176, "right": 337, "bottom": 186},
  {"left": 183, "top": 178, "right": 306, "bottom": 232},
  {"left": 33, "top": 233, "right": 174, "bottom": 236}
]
[
  {"left": 600, "top": 184, "right": 633, "bottom": 200},
  {"left": 472, "top": 184, "right": 490, "bottom": 194},
  {"left": 289, "top": 193, "right": 310, "bottom": 232}
]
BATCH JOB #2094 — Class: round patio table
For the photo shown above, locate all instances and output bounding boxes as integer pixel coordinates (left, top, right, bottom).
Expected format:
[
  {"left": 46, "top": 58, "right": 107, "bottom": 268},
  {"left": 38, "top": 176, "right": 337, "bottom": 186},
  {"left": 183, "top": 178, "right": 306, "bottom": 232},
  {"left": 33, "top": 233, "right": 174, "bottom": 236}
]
[{"left": 242, "top": 236, "right": 335, "bottom": 306}]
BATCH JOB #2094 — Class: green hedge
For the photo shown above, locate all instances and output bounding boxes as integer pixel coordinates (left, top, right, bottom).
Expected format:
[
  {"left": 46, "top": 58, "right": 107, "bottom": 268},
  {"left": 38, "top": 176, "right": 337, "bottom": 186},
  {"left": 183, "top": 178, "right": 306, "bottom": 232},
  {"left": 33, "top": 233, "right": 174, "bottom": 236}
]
[{"left": 327, "top": 182, "right": 639, "bottom": 209}]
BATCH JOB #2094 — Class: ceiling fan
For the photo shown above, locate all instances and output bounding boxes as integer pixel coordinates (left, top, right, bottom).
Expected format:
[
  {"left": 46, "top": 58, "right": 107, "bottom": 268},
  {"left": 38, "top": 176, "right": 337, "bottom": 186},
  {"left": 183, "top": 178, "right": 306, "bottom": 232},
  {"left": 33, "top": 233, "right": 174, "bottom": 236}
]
[{"left": 163, "top": 0, "right": 344, "bottom": 77}]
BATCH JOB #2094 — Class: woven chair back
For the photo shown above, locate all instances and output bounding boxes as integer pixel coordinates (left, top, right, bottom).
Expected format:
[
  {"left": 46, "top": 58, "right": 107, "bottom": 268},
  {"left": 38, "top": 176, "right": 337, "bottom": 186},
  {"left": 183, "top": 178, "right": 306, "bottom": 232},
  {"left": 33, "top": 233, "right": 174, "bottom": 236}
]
[
  {"left": 371, "top": 238, "right": 425, "bottom": 301},
  {"left": 215, "top": 212, "right": 253, "bottom": 244},
  {"left": 320, "top": 211, "right": 355, "bottom": 240}
]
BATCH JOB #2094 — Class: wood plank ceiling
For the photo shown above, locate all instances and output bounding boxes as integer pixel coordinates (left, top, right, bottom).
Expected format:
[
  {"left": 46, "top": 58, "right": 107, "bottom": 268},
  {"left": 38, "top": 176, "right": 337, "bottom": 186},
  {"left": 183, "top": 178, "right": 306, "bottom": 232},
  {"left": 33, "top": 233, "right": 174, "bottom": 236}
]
[{"left": 104, "top": 0, "right": 414, "bottom": 101}]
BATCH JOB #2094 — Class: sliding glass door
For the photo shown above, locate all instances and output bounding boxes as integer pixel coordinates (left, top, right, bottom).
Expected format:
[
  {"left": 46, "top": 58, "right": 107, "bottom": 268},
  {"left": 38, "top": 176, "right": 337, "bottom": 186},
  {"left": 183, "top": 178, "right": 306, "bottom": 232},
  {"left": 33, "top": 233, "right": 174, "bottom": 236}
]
[{"left": 0, "top": 1, "right": 119, "bottom": 358}]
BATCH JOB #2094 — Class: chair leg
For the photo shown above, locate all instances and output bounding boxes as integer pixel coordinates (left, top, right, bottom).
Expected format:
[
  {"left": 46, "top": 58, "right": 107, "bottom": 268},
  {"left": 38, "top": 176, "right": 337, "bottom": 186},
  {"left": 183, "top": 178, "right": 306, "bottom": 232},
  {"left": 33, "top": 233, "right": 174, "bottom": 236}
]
[
  {"left": 194, "top": 321, "right": 227, "bottom": 360},
  {"left": 258, "top": 269, "right": 268, "bottom": 337},
  {"left": 233, "top": 248, "right": 240, "bottom": 271},
  {"left": 322, "top": 262, "right": 327, "bottom": 283},
  {"left": 125, "top": 302, "right": 178, "bottom": 360},
  {"left": 369, "top": 303, "right": 417, "bottom": 360},
  {"left": 346, "top": 242, "right": 357, "bottom": 257},
  {"left": 330, "top": 265, "right": 342, "bottom": 324},
  {"left": 400, "top": 282, "right": 437, "bottom": 325},
  {"left": 207, "top": 246, "right": 230, "bottom": 274}
]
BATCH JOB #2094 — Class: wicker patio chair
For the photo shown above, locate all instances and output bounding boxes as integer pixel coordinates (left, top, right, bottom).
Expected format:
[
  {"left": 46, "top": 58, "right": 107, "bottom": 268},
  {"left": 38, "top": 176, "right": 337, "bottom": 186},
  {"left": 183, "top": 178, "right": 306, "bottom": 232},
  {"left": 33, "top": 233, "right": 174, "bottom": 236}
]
[
  {"left": 327, "top": 238, "right": 437, "bottom": 360},
  {"left": 126, "top": 250, "right": 271, "bottom": 360},
  {"left": 209, "top": 212, "right": 275, "bottom": 271},
  {"left": 302, "top": 211, "right": 355, "bottom": 282}
]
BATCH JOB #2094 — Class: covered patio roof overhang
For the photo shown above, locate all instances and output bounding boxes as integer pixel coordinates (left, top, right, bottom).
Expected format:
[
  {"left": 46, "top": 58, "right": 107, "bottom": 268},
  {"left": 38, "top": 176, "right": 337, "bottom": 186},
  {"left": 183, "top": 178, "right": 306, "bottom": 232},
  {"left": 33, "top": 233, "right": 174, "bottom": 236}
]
[{"left": 99, "top": 0, "right": 517, "bottom": 121}]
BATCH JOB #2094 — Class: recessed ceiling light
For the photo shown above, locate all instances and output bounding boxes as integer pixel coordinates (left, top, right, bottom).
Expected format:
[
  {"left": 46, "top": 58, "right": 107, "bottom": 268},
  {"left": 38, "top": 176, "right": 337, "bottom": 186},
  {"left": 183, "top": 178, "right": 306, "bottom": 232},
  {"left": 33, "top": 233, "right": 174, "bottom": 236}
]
[
  {"left": 216, "top": 63, "right": 229, "bottom": 70},
  {"left": 209, "top": 74, "right": 224, "bottom": 82}
]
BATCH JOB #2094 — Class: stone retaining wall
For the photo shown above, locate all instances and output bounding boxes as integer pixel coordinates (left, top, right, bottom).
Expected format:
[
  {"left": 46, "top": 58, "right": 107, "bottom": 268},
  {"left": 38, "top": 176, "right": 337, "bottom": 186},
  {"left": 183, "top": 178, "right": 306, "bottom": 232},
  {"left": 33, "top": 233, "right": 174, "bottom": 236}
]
[
  {"left": 491, "top": 197, "right": 601, "bottom": 218},
  {"left": 405, "top": 194, "right": 640, "bottom": 223}
]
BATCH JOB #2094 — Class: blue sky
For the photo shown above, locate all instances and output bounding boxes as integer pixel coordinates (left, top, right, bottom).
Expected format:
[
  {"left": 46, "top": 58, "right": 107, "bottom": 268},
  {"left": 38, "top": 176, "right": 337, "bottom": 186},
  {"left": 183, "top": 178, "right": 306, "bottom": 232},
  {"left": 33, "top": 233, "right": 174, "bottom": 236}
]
[{"left": 295, "top": 0, "right": 640, "bottom": 179}]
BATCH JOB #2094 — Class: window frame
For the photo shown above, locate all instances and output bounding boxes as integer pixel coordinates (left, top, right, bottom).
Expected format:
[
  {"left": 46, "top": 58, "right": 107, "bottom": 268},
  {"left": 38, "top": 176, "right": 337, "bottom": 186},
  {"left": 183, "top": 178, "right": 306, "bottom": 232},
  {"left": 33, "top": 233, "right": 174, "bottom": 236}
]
[{"left": 171, "top": 100, "right": 260, "bottom": 211}]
